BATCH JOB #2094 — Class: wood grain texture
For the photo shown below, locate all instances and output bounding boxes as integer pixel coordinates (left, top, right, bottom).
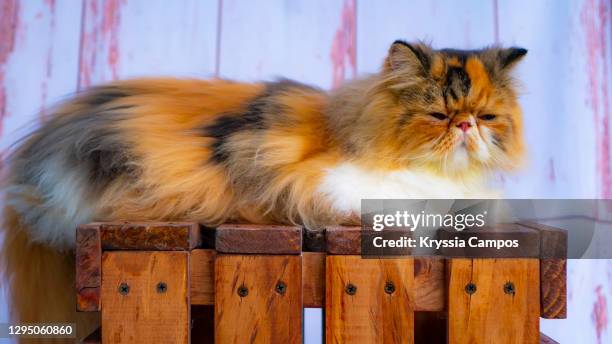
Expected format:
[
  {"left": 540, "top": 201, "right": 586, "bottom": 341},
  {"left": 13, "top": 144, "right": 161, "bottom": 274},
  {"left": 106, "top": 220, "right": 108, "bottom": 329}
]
[
  {"left": 517, "top": 221, "right": 567, "bottom": 319},
  {"left": 215, "top": 255, "right": 302, "bottom": 343},
  {"left": 447, "top": 259, "right": 540, "bottom": 344},
  {"left": 326, "top": 256, "right": 414, "bottom": 343},
  {"left": 101, "top": 251, "right": 190, "bottom": 344},
  {"left": 78, "top": 0, "right": 218, "bottom": 89},
  {"left": 190, "top": 249, "right": 216, "bottom": 305},
  {"left": 303, "top": 252, "right": 325, "bottom": 307},
  {"left": 189, "top": 251, "right": 443, "bottom": 310},
  {"left": 0, "top": 0, "right": 83, "bottom": 150},
  {"left": 495, "top": 0, "right": 607, "bottom": 199},
  {"left": 356, "top": 0, "right": 495, "bottom": 74},
  {"left": 539, "top": 259, "right": 567, "bottom": 319},
  {"left": 100, "top": 222, "right": 201, "bottom": 250},
  {"left": 218, "top": 0, "right": 351, "bottom": 89},
  {"left": 414, "top": 258, "right": 445, "bottom": 312},
  {"left": 215, "top": 224, "right": 302, "bottom": 254},
  {"left": 517, "top": 221, "right": 568, "bottom": 259},
  {"left": 76, "top": 223, "right": 102, "bottom": 312},
  {"left": 326, "top": 226, "right": 361, "bottom": 254}
]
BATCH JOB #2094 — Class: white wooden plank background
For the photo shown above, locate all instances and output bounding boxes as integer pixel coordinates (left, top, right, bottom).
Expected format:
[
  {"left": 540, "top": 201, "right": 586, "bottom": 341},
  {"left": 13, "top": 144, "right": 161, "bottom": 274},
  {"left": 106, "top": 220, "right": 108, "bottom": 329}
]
[
  {"left": 78, "top": 0, "right": 218, "bottom": 88},
  {"left": 357, "top": 0, "right": 496, "bottom": 74},
  {"left": 218, "top": 0, "right": 353, "bottom": 89},
  {"left": 0, "top": 0, "right": 82, "bottom": 152},
  {"left": 1, "top": 1, "right": 611, "bottom": 343}
]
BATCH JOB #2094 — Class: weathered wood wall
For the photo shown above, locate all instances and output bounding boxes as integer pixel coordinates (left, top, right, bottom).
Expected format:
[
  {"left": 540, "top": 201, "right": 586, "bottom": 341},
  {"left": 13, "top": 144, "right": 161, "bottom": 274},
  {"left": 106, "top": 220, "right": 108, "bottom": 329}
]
[{"left": 1, "top": 1, "right": 611, "bottom": 342}]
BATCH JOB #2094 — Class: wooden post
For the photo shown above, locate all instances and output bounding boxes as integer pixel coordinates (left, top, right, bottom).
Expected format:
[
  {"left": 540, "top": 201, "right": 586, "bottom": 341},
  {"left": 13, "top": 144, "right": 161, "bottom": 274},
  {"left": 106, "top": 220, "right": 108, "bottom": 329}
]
[
  {"left": 517, "top": 221, "right": 568, "bottom": 319},
  {"left": 325, "top": 256, "right": 415, "bottom": 343},
  {"left": 214, "top": 224, "right": 303, "bottom": 343},
  {"left": 76, "top": 223, "right": 102, "bottom": 312},
  {"left": 101, "top": 251, "right": 190, "bottom": 343},
  {"left": 447, "top": 258, "right": 540, "bottom": 344},
  {"left": 215, "top": 255, "right": 303, "bottom": 343}
]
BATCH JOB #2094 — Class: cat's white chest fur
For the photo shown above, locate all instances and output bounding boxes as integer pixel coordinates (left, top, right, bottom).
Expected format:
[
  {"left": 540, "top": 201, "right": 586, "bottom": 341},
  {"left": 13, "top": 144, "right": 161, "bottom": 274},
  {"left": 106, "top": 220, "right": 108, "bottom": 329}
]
[{"left": 317, "top": 162, "right": 489, "bottom": 213}]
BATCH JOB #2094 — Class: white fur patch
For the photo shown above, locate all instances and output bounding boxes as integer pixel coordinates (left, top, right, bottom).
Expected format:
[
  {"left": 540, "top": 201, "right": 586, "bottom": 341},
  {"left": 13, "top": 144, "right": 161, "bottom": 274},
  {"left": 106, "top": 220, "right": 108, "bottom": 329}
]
[
  {"left": 451, "top": 145, "right": 470, "bottom": 170},
  {"left": 5, "top": 158, "right": 94, "bottom": 249},
  {"left": 317, "top": 162, "right": 491, "bottom": 214}
]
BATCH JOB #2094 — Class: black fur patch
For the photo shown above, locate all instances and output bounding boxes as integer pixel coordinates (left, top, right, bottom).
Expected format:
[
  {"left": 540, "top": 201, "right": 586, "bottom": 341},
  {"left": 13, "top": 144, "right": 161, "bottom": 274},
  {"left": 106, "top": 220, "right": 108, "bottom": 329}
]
[
  {"left": 14, "top": 93, "right": 138, "bottom": 191},
  {"left": 87, "top": 87, "right": 130, "bottom": 107},
  {"left": 444, "top": 67, "right": 471, "bottom": 100},
  {"left": 439, "top": 48, "right": 475, "bottom": 64},
  {"left": 62, "top": 108, "right": 138, "bottom": 188},
  {"left": 204, "top": 101, "right": 268, "bottom": 163},
  {"left": 71, "top": 122, "right": 138, "bottom": 189},
  {"left": 204, "top": 79, "right": 316, "bottom": 163},
  {"left": 500, "top": 47, "right": 528, "bottom": 68},
  {"left": 87, "top": 145, "right": 134, "bottom": 187},
  {"left": 393, "top": 40, "right": 431, "bottom": 72}
]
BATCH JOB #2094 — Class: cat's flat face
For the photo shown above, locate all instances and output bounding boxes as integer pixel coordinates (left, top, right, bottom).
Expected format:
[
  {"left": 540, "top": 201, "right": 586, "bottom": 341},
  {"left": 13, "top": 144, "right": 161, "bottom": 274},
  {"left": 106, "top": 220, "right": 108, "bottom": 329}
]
[{"left": 364, "top": 41, "right": 526, "bottom": 176}]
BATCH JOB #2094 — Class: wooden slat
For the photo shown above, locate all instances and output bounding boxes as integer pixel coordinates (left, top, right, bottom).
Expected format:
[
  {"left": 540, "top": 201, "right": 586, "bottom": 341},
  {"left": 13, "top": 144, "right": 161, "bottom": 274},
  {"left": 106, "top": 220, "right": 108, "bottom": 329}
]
[
  {"left": 447, "top": 259, "right": 540, "bottom": 344},
  {"left": 303, "top": 252, "right": 325, "bottom": 307},
  {"left": 0, "top": 0, "right": 83, "bottom": 151},
  {"left": 101, "top": 251, "right": 190, "bottom": 343},
  {"left": 414, "top": 258, "right": 445, "bottom": 312},
  {"left": 356, "top": 0, "right": 495, "bottom": 74},
  {"left": 539, "top": 259, "right": 567, "bottom": 319},
  {"left": 326, "top": 256, "right": 414, "bottom": 343},
  {"left": 100, "top": 222, "right": 201, "bottom": 250},
  {"left": 190, "top": 249, "right": 216, "bottom": 305},
  {"left": 495, "top": 0, "right": 604, "bottom": 199},
  {"left": 191, "top": 249, "right": 315, "bottom": 306},
  {"left": 517, "top": 221, "right": 567, "bottom": 259},
  {"left": 326, "top": 226, "right": 361, "bottom": 254},
  {"left": 518, "top": 221, "right": 567, "bottom": 319},
  {"left": 215, "top": 224, "right": 302, "bottom": 254},
  {"left": 218, "top": 0, "right": 352, "bottom": 89},
  {"left": 76, "top": 223, "right": 102, "bottom": 312},
  {"left": 215, "top": 255, "right": 302, "bottom": 343},
  {"left": 78, "top": 0, "right": 218, "bottom": 88}
]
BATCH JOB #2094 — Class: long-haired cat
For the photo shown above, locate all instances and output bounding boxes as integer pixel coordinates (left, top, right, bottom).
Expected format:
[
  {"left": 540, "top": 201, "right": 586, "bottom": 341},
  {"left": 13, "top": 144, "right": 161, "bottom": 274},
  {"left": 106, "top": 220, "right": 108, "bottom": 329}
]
[{"left": 1, "top": 40, "right": 526, "bottom": 341}]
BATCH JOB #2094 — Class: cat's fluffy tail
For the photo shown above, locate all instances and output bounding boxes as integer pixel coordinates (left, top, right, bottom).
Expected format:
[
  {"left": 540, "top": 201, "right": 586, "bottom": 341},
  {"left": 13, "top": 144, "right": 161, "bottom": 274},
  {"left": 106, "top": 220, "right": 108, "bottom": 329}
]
[{"left": 1, "top": 203, "right": 99, "bottom": 343}]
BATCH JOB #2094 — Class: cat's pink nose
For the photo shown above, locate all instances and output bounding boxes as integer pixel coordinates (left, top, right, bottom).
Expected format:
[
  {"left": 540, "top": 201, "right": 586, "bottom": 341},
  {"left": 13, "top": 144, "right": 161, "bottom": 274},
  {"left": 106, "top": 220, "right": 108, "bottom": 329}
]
[{"left": 456, "top": 121, "right": 472, "bottom": 132}]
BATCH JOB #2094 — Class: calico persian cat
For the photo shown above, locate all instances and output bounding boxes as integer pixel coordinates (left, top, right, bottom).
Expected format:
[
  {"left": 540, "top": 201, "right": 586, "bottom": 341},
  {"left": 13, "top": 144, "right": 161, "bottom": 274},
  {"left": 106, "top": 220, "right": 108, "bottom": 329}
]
[{"left": 1, "top": 40, "right": 526, "bottom": 339}]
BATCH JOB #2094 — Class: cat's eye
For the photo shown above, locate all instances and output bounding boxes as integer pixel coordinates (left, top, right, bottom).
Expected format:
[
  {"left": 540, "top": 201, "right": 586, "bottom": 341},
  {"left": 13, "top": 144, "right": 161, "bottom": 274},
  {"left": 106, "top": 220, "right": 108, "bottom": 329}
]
[
  {"left": 479, "top": 114, "right": 497, "bottom": 121},
  {"left": 429, "top": 112, "right": 448, "bottom": 120}
]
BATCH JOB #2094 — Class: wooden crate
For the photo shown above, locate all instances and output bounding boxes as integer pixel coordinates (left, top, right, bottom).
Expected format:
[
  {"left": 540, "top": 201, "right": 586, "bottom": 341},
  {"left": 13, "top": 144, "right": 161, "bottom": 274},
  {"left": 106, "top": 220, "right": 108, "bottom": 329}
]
[{"left": 77, "top": 222, "right": 566, "bottom": 343}]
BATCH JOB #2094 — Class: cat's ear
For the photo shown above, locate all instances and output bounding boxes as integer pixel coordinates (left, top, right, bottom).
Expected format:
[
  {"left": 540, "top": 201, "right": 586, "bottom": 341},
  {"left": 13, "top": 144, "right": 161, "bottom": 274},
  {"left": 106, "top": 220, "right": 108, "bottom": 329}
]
[
  {"left": 385, "top": 40, "right": 432, "bottom": 74},
  {"left": 498, "top": 47, "right": 527, "bottom": 69}
]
